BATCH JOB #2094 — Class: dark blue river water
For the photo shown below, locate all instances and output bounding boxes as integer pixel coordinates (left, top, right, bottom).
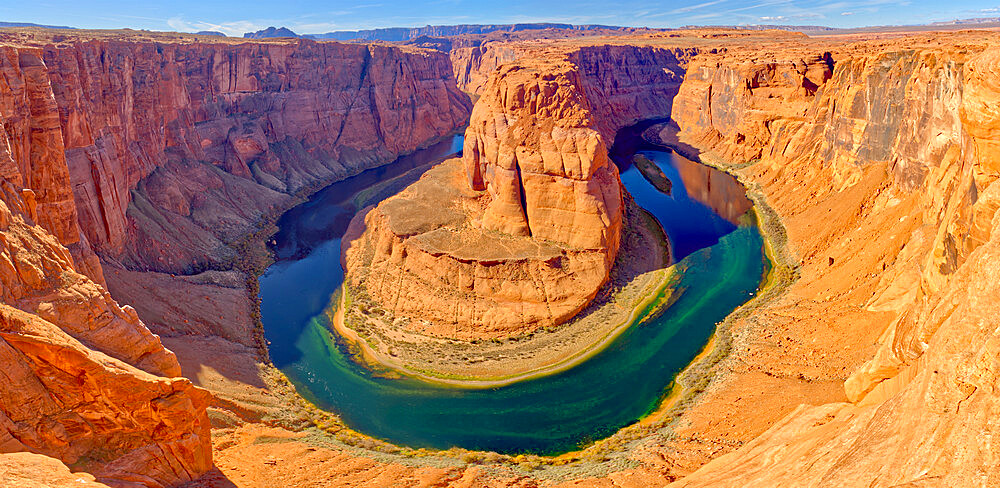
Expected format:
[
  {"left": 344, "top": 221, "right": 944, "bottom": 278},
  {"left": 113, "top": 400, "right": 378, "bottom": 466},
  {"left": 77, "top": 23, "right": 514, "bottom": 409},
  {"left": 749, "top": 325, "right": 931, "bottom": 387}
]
[{"left": 259, "top": 129, "right": 765, "bottom": 455}]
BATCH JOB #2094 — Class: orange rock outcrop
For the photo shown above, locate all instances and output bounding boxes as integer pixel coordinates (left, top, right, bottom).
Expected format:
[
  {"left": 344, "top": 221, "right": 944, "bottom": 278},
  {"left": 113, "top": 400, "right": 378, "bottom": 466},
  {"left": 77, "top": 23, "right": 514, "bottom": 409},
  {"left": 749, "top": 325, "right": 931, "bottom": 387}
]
[
  {"left": 0, "top": 177, "right": 211, "bottom": 487},
  {"left": 1, "top": 34, "right": 471, "bottom": 275},
  {"left": 0, "top": 30, "right": 471, "bottom": 486},
  {"left": 346, "top": 44, "right": 692, "bottom": 336},
  {"left": 346, "top": 30, "right": 1000, "bottom": 486},
  {"left": 662, "top": 37, "right": 1000, "bottom": 487},
  {"left": 5, "top": 25, "right": 1000, "bottom": 488}
]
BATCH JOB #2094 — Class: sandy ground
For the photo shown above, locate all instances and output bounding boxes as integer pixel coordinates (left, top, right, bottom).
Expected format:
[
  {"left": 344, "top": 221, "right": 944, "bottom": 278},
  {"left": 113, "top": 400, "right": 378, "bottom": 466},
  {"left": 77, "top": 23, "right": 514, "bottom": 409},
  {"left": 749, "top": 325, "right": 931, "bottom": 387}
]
[{"left": 102, "top": 131, "right": 900, "bottom": 487}]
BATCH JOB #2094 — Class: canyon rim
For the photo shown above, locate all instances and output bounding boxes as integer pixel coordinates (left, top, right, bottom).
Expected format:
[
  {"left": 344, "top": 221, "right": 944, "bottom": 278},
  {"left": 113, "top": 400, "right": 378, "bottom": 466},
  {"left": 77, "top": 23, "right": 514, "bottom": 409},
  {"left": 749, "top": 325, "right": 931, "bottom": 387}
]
[{"left": 1, "top": 6, "right": 1000, "bottom": 488}]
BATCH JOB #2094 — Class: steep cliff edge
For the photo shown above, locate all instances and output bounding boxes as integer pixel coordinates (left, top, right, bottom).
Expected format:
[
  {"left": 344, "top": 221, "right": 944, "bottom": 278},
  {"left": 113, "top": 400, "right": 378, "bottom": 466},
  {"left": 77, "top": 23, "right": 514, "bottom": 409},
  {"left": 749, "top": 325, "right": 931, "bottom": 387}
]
[
  {"left": 661, "top": 37, "right": 1000, "bottom": 486},
  {"left": 0, "top": 177, "right": 211, "bottom": 486},
  {"left": 450, "top": 41, "right": 520, "bottom": 94},
  {"left": 0, "top": 31, "right": 472, "bottom": 486},
  {"left": 6, "top": 27, "right": 1000, "bottom": 488},
  {"left": 41, "top": 38, "right": 470, "bottom": 274},
  {"left": 346, "top": 43, "right": 690, "bottom": 338},
  {"left": 2, "top": 32, "right": 471, "bottom": 277}
]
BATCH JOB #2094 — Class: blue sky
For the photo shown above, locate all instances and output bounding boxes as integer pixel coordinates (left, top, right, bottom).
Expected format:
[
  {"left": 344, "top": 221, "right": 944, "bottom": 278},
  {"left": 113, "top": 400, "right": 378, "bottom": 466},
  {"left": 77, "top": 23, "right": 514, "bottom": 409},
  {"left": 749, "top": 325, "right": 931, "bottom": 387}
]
[{"left": 3, "top": 1, "right": 1000, "bottom": 36}]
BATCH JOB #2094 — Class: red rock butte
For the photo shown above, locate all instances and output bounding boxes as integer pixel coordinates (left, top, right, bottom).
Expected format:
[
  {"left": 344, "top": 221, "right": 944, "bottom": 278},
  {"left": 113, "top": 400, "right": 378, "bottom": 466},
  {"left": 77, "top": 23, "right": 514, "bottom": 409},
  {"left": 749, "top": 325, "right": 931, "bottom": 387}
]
[
  {"left": 346, "top": 44, "right": 692, "bottom": 337},
  {"left": 0, "top": 23, "right": 999, "bottom": 488}
]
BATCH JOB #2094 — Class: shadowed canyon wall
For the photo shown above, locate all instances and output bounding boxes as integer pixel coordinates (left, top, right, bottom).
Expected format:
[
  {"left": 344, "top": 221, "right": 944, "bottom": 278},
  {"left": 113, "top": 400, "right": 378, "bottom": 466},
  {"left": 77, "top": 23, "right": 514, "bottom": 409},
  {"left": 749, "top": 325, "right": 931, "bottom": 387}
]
[
  {"left": 0, "top": 175, "right": 211, "bottom": 486},
  {"left": 354, "top": 33, "right": 1000, "bottom": 484},
  {"left": 4, "top": 27, "right": 1000, "bottom": 487},
  {"left": 0, "top": 35, "right": 472, "bottom": 486},
  {"left": 3, "top": 39, "right": 472, "bottom": 276}
]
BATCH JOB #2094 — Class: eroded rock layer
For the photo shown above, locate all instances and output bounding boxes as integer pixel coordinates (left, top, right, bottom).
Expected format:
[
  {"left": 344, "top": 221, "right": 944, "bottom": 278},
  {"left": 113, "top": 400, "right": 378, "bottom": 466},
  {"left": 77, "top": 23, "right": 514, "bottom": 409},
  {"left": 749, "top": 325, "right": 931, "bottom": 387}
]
[
  {"left": 664, "top": 39, "right": 1000, "bottom": 487},
  {"left": 1, "top": 36, "right": 472, "bottom": 275},
  {"left": 351, "top": 30, "right": 1000, "bottom": 484},
  {"left": 0, "top": 177, "right": 211, "bottom": 487},
  {"left": 5, "top": 25, "right": 1000, "bottom": 488},
  {"left": 0, "top": 31, "right": 472, "bottom": 487},
  {"left": 345, "top": 158, "right": 611, "bottom": 337},
  {"left": 348, "top": 43, "right": 692, "bottom": 336}
]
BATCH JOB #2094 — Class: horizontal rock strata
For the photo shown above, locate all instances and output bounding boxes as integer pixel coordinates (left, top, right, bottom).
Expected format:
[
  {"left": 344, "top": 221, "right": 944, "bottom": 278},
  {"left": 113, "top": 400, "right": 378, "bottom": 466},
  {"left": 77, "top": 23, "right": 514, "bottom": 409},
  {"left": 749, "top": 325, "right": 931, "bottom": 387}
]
[
  {"left": 0, "top": 177, "right": 211, "bottom": 487},
  {"left": 0, "top": 30, "right": 472, "bottom": 486},
  {"left": 347, "top": 43, "right": 693, "bottom": 337},
  {"left": 1, "top": 36, "right": 472, "bottom": 275}
]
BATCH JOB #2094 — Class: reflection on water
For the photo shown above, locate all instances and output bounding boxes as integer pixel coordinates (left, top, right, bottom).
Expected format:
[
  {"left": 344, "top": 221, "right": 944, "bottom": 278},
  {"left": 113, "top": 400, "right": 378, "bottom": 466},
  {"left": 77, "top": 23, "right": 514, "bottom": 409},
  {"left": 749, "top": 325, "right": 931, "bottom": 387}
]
[
  {"left": 271, "top": 135, "right": 465, "bottom": 260},
  {"left": 620, "top": 149, "right": 752, "bottom": 261},
  {"left": 259, "top": 126, "right": 767, "bottom": 455},
  {"left": 671, "top": 151, "right": 753, "bottom": 224}
]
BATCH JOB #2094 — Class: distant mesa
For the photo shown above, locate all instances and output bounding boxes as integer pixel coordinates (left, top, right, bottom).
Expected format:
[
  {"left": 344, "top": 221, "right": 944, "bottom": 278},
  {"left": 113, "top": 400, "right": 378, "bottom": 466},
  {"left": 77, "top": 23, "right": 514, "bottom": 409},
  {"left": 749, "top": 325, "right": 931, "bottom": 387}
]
[
  {"left": 0, "top": 21, "right": 75, "bottom": 30},
  {"left": 931, "top": 16, "right": 1000, "bottom": 25},
  {"left": 237, "top": 18, "right": 1000, "bottom": 43},
  {"left": 402, "top": 35, "right": 452, "bottom": 52},
  {"left": 312, "top": 23, "right": 627, "bottom": 41},
  {"left": 243, "top": 26, "right": 300, "bottom": 38},
  {"left": 241, "top": 23, "right": 633, "bottom": 42},
  {"left": 196, "top": 30, "right": 226, "bottom": 37}
]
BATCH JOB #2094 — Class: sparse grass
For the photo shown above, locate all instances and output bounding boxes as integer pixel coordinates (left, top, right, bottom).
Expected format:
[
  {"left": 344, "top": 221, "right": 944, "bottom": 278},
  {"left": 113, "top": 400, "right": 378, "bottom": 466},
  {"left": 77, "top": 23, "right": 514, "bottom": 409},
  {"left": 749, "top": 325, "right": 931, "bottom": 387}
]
[{"left": 212, "top": 124, "right": 802, "bottom": 481}]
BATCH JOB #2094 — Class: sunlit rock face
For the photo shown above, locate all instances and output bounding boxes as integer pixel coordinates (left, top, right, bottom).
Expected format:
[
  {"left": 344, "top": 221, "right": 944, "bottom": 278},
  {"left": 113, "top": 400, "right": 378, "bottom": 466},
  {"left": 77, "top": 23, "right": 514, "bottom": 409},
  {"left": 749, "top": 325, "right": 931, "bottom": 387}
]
[
  {"left": 0, "top": 35, "right": 472, "bottom": 487},
  {"left": 666, "top": 39, "right": 1000, "bottom": 488},
  {"left": 346, "top": 44, "right": 693, "bottom": 337},
  {"left": 1, "top": 40, "right": 471, "bottom": 276},
  {"left": 0, "top": 174, "right": 211, "bottom": 487}
]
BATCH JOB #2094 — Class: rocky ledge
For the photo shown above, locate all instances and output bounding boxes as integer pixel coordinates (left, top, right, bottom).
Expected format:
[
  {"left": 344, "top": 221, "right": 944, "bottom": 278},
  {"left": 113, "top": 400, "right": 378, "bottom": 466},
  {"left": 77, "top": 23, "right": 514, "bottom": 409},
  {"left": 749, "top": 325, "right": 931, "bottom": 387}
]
[
  {"left": 342, "top": 157, "right": 669, "bottom": 380},
  {"left": 345, "top": 43, "right": 692, "bottom": 341}
]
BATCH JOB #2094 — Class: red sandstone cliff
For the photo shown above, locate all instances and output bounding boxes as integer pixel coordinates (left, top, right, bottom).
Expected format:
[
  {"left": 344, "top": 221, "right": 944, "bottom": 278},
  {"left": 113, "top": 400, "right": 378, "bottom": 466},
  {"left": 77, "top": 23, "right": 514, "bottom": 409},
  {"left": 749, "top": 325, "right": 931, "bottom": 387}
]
[
  {"left": 346, "top": 43, "right": 694, "bottom": 336},
  {"left": 0, "top": 175, "right": 211, "bottom": 487},
  {"left": 7, "top": 26, "right": 1000, "bottom": 488},
  {"left": 450, "top": 42, "right": 520, "bottom": 94},
  {"left": 2, "top": 37, "right": 471, "bottom": 276},
  {"left": 0, "top": 32, "right": 471, "bottom": 486},
  {"left": 661, "top": 39, "right": 1000, "bottom": 487},
  {"left": 47, "top": 39, "right": 470, "bottom": 273}
]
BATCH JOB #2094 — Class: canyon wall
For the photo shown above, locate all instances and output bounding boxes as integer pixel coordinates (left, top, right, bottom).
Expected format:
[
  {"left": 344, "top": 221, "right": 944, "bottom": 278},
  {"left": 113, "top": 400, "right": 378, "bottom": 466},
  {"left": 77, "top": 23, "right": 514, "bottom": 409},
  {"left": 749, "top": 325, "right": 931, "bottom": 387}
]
[
  {"left": 47, "top": 39, "right": 471, "bottom": 274},
  {"left": 450, "top": 42, "right": 520, "bottom": 94},
  {"left": 463, "top": 44, "right": 691, "bottom": 248},
  {"left": 346, "top": 44, "right": 694, "bottom": 336},
  {"left": 5, "top": 27, "right": 1000, "bottom": 487},
  {"left": 0, "top": 168, "right": 211, "bottom": 486},
  {"left": 0, "top": 34, "right": 473, "bottom": 486},
  {"left": 665, "top": 39, "right": 1000, "bottom": 487},
  {"left": 0, "top": 46, "right": 104, "bottom": 283},
  {"left": 2, "top": 38, "right": 472, "bottom": 276}
]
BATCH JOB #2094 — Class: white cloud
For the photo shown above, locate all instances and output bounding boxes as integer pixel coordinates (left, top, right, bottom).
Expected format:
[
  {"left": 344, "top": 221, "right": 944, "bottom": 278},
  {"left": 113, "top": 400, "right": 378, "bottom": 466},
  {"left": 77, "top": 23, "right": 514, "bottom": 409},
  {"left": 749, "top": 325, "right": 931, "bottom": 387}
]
[
  {"left": 166, "top": 16, "right": 264, "bottom": 36},
  {"left": 671, "top": 0, "right": 728, "bottom": 14},
  {"left": 841, "top": 11, "right": 855, "bottom": 15},
  {"left": 759, "top": 15, "right": 787, "bottom": 21}
]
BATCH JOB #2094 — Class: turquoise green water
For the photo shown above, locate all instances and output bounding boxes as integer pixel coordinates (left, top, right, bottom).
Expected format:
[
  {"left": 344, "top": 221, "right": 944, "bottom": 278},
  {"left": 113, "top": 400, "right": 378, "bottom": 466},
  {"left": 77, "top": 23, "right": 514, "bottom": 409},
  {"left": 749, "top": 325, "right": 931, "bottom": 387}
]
[{"left": 260, "top": 132, "right": 767, "bottom": 455}]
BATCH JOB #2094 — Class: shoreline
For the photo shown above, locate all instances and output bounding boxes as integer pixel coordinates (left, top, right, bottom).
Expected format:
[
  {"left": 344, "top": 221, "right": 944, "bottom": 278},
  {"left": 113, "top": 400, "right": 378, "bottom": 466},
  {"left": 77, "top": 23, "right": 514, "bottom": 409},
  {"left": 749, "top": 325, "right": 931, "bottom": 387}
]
[
  {"left": 329, "top": 198, "right": 678, "bottom": 388},
  {"left": 230, "top": 129, "right": 467, "bottom": 362},
  {"left": 542, "top": 168, "right": 796, "bottom": 464},
  {"left": 248, "top": 121, "right": 795, "bottom": 465},
  {"left": 628, "top": 130, "right": 801, "bottom": 429},
  {"left": 330, "top": 266, "right": 678, "bottom": 389}
]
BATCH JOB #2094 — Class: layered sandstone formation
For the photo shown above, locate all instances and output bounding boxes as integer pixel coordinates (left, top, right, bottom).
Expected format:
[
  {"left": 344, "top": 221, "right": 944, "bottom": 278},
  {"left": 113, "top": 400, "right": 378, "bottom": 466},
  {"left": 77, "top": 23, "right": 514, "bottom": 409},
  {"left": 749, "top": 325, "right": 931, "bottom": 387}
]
[
  {"left": 6, "top": 25, "right": 1000, "bottom": 488},
  {"left": 0, "top": 169, "right": 211, "bottom": 486},
  {"left": 659, "top": 37, "right": 1000, "bottom": 487},
  {"left": 0, "top": 29, "right": 471, "bottom": 487},
  {"left": 346, "top": 43, "right": 692, "bottom": 337},
  {"left": 1, "top": 32, "right": 471, "bottom": 276},
  {"left": 450, "top": 41, "right": 521, "bottom": 94},
  {"left": 347, "top": 30, "right": 1000, "bottom": 485}
]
